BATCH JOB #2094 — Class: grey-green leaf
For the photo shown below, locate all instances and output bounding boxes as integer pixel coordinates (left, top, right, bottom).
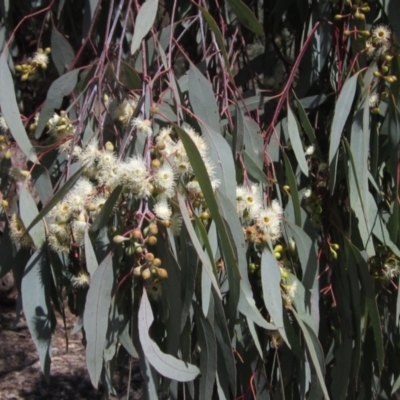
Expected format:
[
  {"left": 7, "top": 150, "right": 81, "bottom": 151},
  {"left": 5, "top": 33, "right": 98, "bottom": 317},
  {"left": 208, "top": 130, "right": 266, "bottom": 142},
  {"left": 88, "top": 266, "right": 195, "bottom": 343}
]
[
  {"left": 21, "top": 247, "right": 55, "bottom": 379},
  {"left": 130, "top": 0, "right": 159, "bottom": 55},
  {"left": 35, "top": 69, "right": 79, "bottom": 138},
  {"left": 139, "top": 290, "right": 200, "bottom": 382},
  {"left": 84, "top": 253, "right": 114, "bottom": 388},
  {"left": 329, "top": 72, "right": 359, "bottom": 166},
  {"left": 19, "top": 184, "right": 45, "bottom": 248},
  {"left": 226, "top": 0, "right": 264, "bottom": 37},
  {"left": 51, "top": 28, "right": 75, "bottom": 75},
  {"left": 0, "top": 53, "right": 36, "bottom": 161},
  {"left": 287, "top": 105, "right": 309, "bottom": 177}
]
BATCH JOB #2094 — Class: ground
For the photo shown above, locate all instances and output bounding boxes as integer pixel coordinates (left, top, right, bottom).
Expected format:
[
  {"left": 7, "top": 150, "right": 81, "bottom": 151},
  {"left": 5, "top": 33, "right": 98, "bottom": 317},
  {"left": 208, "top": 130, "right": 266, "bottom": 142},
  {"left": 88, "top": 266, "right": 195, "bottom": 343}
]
[{"left": 0, "top": 273, "right": 142, "bottom": 400}]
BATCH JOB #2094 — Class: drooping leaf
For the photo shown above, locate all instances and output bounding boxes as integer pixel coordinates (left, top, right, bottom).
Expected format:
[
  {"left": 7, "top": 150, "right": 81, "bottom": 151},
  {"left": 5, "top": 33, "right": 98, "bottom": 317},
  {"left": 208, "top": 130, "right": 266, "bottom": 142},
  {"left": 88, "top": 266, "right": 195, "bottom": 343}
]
[
  {"left": 51, "top": 28, "right": 75, "bottom": 75},
  {"left": 90, "top": 185, "right": 122, "bottom": 233},
  {"left": 25, "top": 168, "right": 83, "bottom": 234},
  {"left": 329, "top": 72, "right": 359, "bottom": 169},
  {"left": 0, "top": 53, "right": 36, "bottom": 161},
  {"left": 19, "top": 184, "right": 45, "bottom": 248},
  {"left": 193, "top": 302, "right": 217, "bottom": 399},
  {"left": 177, "top": 193, "right": 220, "bottom": 297},
  {"left": 261, "top": 248, "right": 289, "bottom": 344},
  {"left": 35, "top": 69, "right": 80, "bottom": 138},
  {"left": 198, "top": 6, "right": 232, "bottom": 78},
  {"left": 188, "top": 65, "right": 236, "bottom": 200},
  {"left": 84, "top": 253, "right": 114, "bottom": 388},
  {"left": 130, "top": 0, "right": 159, "bottom": 55},
  {"left": 291, "top": 309, "right": 330, "bottom": 400},
  {"left": 21, "top": 247, "right": 55, "bottom": 380},
  {"left": 84, "top": 229, "right": 98, "bottom": 276},
  {"left": 138, "top": 290, "right": 200, "bottom": 382},
  {"left": 226, "top": 0, "right": 264, "bottom": 36},
  {"left": 287, "top": 105, "right": 309, "bottom": 177}
]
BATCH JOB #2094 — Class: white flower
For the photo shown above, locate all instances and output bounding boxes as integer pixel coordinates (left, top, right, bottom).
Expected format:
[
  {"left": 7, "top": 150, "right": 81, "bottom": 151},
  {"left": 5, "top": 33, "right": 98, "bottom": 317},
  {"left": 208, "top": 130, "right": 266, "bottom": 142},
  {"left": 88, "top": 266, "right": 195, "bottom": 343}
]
[
  {"left": 369, "top": 93, "right": 380, "bottom": 108},
  {"left": 305, "top": 145, "right": 315, "bottom": 156},
  {"left": 371, "top": 25, "right": 391, "bottom": 46},
  {"left": 111, "top": 98, "right": 137, "bottom": 125},
  {"left": 184, "top": 126, "right": 208, "bottom": 156},
  {"left": 236, "top": 185, "right": 262, "bottom": 220},
  {"left": 153, "top": 199, "right": 172, "bottom": 220},
  {"left": 79, "top": 139, "right": 99, "bottom": 169},
  {"left": 169, "top": 214, "right": 182, "bottom": 235},
  {"left": 73, "top": 178, "right": 96, "bottom": 198},
  {"left": 153, "top": 162, "right": 175, "bottom": 190},
  {"left": 71, "top": 271, "right": 90, "bottom": 288},
  {"left": 132, "top": 117, "right": 153, "bottom": 136},
  {"left": 125, "top": 156, "right": 148, "bottom": 183},
  {"left": 270, "top": 199, "right": 283, "bottom": 216},
  {"left": 365, "top": 40, "right": 376, "bottom": 59},
  {"left": 256, "top": 206, "right": 282, "bottom": 240},
  {"left": 32, "top": 50, "right": 49, "bottom": 67},
  {"left": 286, "top": 281, "right": 298, "bottom": 299},
  {"left": 303, "top": 188, "right": 312, "bottom": 198},
  {"left": 97, "top": 151, "right": 116, "bottom": 171}
]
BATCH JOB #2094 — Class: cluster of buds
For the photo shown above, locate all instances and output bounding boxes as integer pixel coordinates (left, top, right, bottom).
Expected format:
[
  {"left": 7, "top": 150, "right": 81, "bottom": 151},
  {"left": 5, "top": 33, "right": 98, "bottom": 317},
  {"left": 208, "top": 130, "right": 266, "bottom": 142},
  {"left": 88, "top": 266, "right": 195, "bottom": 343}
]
[
  {"left": 15, "top": 48, "right": 51, "bottom": 81},
  {"left": 133, "top": 252, "right": 168, "bottom": 281},
  {"left": 334, "top": 2, "right": 370, "bottom": 23}
]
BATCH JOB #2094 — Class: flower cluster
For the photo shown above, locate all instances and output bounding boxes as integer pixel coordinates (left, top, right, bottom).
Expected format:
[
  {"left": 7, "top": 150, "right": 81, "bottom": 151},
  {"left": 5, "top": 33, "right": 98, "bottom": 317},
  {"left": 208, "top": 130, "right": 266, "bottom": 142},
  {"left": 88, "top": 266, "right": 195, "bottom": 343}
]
[
  {"left": 367, "top": 25, "right": 392, "bottom": 60},
  {"left": 237, "top": 184, "right": 283, "bottom": 244},
  {"left": 15, "top": 48, "right": 51, "bottom": 81}
]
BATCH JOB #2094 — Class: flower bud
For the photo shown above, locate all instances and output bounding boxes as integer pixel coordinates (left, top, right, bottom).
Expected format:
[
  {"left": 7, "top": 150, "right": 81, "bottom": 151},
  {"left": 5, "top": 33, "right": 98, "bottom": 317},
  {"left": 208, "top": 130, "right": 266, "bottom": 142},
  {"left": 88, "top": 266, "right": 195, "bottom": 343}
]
[
  {"left": 145, "top": 252, "right": 155, "bottom": 262},
  {"left": 381, "top": 66, "right": 389, "bottom": 74},
  {"left": 274, "top": 244, "right": 284, "bottom": 253},
  {"left": 141, "top": 269, "right": 152, "bottom": 280},
  {"left": 343, "top": 30, "right": 352, "bottom": 36},
  {"left": 274, "top": 251, "right": 282, "bottom": 259},
  {"left": 156, "top": 267, "right": 168, "bottom": 279},
  {"left": 147, "top": 236, "right": 158, "bottom": 246},
  {"left": 149, "top": 104, "right": 158, "bottom": 115},
  {"left": 125, "top": 245, "right": 135, "bottom": 256},
  {"left": 334, "top": 14, "right": 344, "bottom": 20},
  {"left": 151, "top": 159, "right": 161, "bottom": 169},
  {"left": 148, "top": 223, "right": 158, "bottom": 235},
  {"left": 21, "top": 74, "right": 29, "bottom": 81},
  {"left": 200, "top": 211, "right": 210, "bottom": 220},
  {"left": 385, "top": 55, "right": 393, "bottom": 62},
  {"left": 113, "top": 235, "right": 128, "bottom": 243},
  {"left": 156, "top": 142, "right": 166, "bottom": 151},
  {"left": 44, "top": 47, "right": 51, "bottom": 54},
  {"left": 161, "top": 220, "right": 171, "bottom": 227},
  {"left": 131, "top": 229, "right": 142, "bottom": 240},
  {"left": 152, "top": 258, "right": 162, "bottom": 267},
  {"left": 135, "top": 245, "right": 143, "bottom": 254},
  {"left": 2, "top": 199, "right": 9, "bottom": 208},
  {"left": 354, "top": 12, "right": 365, "bottom": 20},
  {"left": 133, "top": 266, "right": 142, "bottom": 276},
  {"left": 105, "top": 141, "right": 114, "bottom": 152}
]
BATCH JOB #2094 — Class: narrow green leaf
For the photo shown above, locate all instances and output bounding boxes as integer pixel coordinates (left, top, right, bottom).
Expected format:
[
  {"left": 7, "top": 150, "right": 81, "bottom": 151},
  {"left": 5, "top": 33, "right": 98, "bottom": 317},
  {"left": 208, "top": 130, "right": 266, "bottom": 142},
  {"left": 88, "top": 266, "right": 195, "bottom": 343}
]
[
  {"left": 84, "top": 253, "right": 114, "bottom": 388},
  {"left": 84, "top": 229, "right": 98, "bottom": 276},
  {"left": 188, "top": 65, "right": 236, "bottom": 200},
  {"left": 0, "top": 53, "right": 36, "bottom": 161},
  {"left": 232, "top": 103, "right": 244, "bottom": 157},
  {"left": 119, "top": 61, "right": 142, "bottom": 90},
  {"left": 198, "top": 6, "right": 232, "bottom": 78},
  {"left": 35, "top": 69, "right": 79, "bottom": 138},
  {"left": 119, "top": 324, "right": 139, "bottom": 359},
  {"left": 19, "top": 184, "right": 45, "bottom": 248},
  {"left": 139, "top": 290, "right": 200, "bottom": 382},
  {"left": 130, "top": 0, "right": 159, "bottom": 55},
  {"left": 174, "top": 124, "right": 240, "bottom": 316},
  {"left": 287, "top": 105, "right": 309, "bottom": 177},
  {"left": 329, "top": 72, "right": 359, "bottom": 166},
  {"left": 291, "top": 309, "right": 330, "bottom": 400},
  {"left": 261, "top": 249, "right": 289, "bottom": 343},
  {"left": 51, "top": 28, "right": 75, "bottom": 75},
  {"left": 242, "top": 117, "right": 263, "bottom": 169},
  {"left": 90, "top": 186, "right": 122, "bottom": 233},
  {"left": 21, "top": 247, "right": 55, "bottom": 379},
  {"left": 282, "top": 151, "right": 301, "bottom": 226},
  {"left": 243, "top": 151, "right": 267, "bottom": 184},
  {"left": 177, "top": 193, "right": 220, "bottom": 297},
  {"left": 193, "top": 302, "right": 217, "bottom": 399},
  {"left": 226, "top": 0, "right": 264, "bottom": 36},
  {"left": 25, "top": 168, "right": 83, "bottom": 234}
]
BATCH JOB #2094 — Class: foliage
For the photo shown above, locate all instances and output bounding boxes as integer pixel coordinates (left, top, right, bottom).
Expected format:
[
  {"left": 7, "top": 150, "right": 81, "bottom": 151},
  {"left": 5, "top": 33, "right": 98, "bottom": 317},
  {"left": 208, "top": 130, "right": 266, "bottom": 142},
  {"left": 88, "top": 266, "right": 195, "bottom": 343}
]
[{"left": 1, "top": 0, "right": 400, "bottom": 398}]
